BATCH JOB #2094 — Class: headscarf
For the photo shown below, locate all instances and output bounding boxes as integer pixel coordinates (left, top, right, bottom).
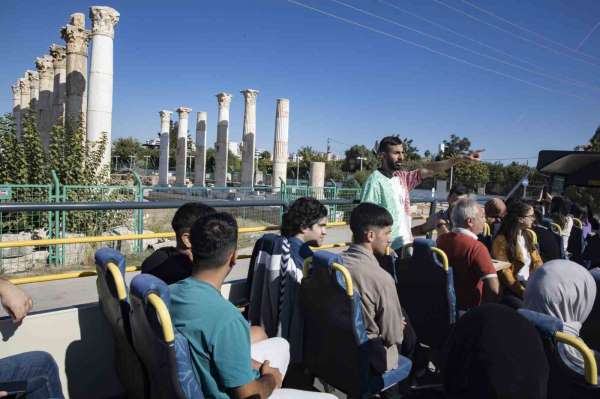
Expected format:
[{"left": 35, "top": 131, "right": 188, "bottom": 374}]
[
  {"left": 524, "top": 259, "right": 597, "bottom": 372},
  {"left": 444, "top": 303, "right": 549, "bottom": 399}
]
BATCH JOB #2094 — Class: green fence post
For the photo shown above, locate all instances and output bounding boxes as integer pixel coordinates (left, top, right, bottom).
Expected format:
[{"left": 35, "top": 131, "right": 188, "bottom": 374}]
[
  {"left": 49, "top": 171, "right": 61, "bottom": 265},
  {"left": 132, "top": 171, "right": 144, "bottom": 254}
]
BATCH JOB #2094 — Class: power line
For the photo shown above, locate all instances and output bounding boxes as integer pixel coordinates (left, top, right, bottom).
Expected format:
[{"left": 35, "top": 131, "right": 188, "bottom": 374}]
[
  {"left": 461, "top": 0, "right": 600, "bottom": 61},
  {"left": 286, "top": 0, "right": 598, "bottom": 104},
  {"left": 330, "top": 0, "right": 600, "bottom": 93},
  {"left": 432, "top": 0, "right": 600, "bottom": 69},
  {"left": 378, "top": 0, "right": 600, "bottom": 93}
]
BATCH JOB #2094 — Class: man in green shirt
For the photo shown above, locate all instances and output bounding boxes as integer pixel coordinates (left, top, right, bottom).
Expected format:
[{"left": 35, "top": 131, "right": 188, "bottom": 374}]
[
  {"left": 170, "top": 212, "right": 336, "bottom": 399},
  {"left": 361, "top": 135, "right": 481, "bottom": 249}
]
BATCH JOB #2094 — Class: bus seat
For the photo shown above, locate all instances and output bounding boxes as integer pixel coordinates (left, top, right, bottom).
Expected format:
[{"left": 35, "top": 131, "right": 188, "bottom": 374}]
[
  {"left": 582, "top": 235, "right": 600, "bottom": 269},
  {"left": 94, "top": 247, "right": 147, "bottom": 399},
  {"left": 129, "top": 273, "right": 203, "bottom": 399},
  {"left": 542, "top": 219, "right": 567, "bottom": 259},
  {"left": 568, "top": 226, "right": 586, "bottom": 264},
  {"left": 518, "top": 309, "right": 600, "bottom": 399},
  {"left": 581, "top": 268, "right": 600, "bottom": 351},
  {"left": 533, "top": 225, "right": 563, "bottom": 262},
  {"left": 379, "top": 247, "right": 398, "bottom": 284},
  {"left": 395, "top": 239, "right": 456, "bottom": 350},
  {"left": 300, "top": 250, "right": 412, "bottom": 398}
]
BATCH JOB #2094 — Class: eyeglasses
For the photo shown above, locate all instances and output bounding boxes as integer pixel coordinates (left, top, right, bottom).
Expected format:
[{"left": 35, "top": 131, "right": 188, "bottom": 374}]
[{"left": 523, "top": 213, "right": 535, "bottom": 219}]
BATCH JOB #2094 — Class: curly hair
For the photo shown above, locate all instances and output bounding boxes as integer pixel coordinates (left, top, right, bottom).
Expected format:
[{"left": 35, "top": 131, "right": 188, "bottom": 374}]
[{"left": 281, "top": 197, "right": 328, "bottom": 237}]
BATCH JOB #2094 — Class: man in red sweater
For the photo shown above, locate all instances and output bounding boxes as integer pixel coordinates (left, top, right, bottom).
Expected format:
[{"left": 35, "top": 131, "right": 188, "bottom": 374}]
[{"left": 437, "top": 198, "right": 500, "bottom": 313}]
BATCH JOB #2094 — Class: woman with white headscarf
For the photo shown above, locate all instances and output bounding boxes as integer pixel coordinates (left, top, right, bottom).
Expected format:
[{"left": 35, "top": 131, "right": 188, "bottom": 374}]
[{"left": 524, "top": 259, "right": 597, "bottom": 374}]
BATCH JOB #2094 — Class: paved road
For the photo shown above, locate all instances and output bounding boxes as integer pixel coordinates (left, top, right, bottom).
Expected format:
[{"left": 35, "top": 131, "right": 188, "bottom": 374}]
[{"left": 1, "top": 226, "right": 352, "bottom": 316}]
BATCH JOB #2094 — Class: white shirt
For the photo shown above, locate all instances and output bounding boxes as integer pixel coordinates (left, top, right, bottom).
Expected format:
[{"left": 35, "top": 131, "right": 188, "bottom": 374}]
[
  {"left": 390, "top": 176, "right": 412, "bottom": 248},
  {"left": 453, "top": 227, "right": 479, "bottom": 241},
  {"left": 516, "top": 231, "right": 531, "bottom": 283}
]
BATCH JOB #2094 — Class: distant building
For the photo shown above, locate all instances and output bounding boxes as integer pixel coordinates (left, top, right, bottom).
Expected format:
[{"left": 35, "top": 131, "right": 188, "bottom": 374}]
[
  {"left": 229, "top": 141, "right": 241, "bottom": 157},
  {"left": 142, "top": 138, "right": 160, "bottom": 148}
]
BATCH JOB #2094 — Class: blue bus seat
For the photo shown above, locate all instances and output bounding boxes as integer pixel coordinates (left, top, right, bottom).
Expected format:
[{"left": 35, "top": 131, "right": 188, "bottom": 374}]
[
  {"left": 395, "top": 238, "right": 457, "bottom": 350},
  {"left": 519, "top": 309, "right": 600, "bottom": 399},
  {"left": 568, "top": 226, "right": 586, "bottom": 264},
  {"left": 94, "top": 247, "right": 147, "bottom": 399},
  {"left": 581, "top": 268, "right": 600, "bottom": 351},
  {"left": 129, "top": 273, "right": 203, "bottom": 399},
  {"left": 300, "top": 250, "right": 412, "bottom": 398}
]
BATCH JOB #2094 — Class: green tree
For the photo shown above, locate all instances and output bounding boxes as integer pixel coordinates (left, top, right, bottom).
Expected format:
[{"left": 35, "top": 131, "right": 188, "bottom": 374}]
[
  {"left": 589, "top": 126, "right": 600, "bottom": 152},
  {"left": 485, "top": 162, "right": 506, "bottom": 194},
  {"left": 342, "top": 144, "right": 378, "bottom": 173},
  {"left": 454, "top": 161, "right": 489, "bottom": 192},
  {"left": 441, "top": 134, "right": 471, "bottom": 159},
  {"left": 21, "top": 111, "right": 48, "bottom": 184},
  {"left": 0, "top": 114, "right": 27, "bottom": 184},
  {"left": 325, "top": 160, "right": 345, "bottom": 182},
  {"left": 113, "top": 137, "right": 143, "bottom": 169}
]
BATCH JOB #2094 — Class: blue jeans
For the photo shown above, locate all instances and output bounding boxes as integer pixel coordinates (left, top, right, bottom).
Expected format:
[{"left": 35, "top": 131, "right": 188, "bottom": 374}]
[{"left": 0, "top": 351, "right": 64, "bottom": 398}]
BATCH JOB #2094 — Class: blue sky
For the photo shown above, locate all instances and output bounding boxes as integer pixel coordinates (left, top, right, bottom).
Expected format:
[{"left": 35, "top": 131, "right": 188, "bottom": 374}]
[{"left": 2, "top": 0, "right": 600, "bottom": 164}]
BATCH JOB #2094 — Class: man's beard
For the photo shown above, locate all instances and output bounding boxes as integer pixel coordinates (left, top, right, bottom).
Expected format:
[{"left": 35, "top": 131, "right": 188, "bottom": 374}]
[{"left": 386, "top": 158, "right": 403, "bottom": 171}]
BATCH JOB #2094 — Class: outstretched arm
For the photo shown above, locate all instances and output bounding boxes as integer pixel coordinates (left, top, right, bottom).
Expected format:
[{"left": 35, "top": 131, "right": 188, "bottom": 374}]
[{"left": 420, "top": 150, "right": 484, "bottom": 179}]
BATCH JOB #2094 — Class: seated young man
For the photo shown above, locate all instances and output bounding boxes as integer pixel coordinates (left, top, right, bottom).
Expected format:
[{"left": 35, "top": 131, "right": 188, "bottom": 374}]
[
  {"left": 341, "top": 203, "right": 407, "bottom": 372},
  {"left": 0, "top": 278, "right": 64, "bottom": 398},
  {"left": 280, "top": 197, "right": 328, "bottom": 267},
  {"left": 141, "top": 202, "right": 216, "bottom": 285},
  {"left": 436, "top": 198, "right": 499, "bottom": 313},
  {"left": 170, "top": 212, "right": 334, "bottom": 399}
]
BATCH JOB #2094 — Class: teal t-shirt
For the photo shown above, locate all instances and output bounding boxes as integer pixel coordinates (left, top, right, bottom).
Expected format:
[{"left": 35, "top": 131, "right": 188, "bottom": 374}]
[{"left": 170, "top": 277, "right": 258, "bottom": 398}]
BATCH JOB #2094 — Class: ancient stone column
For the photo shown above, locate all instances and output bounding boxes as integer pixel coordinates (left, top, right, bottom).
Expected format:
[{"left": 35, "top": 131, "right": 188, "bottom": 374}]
[
  {"left": 240, "top": 89, "right": 259, "bottom": 188},
  {"left": 61, "top": 13, "right": 90, "bottom": 132},
  {"left": 194, "top": 112, "right": 207, "bottom": 186},
  {"left": 87, "top": 6, "right": 120, "bottom": 169},
  {"left": 272, "top": 98, "right": 290, "bottom": 191},
  {"left": 35, "top": 55, "right": 54, "bottom": 148},
  {"left": 215, "top": 93, "right": 232, "bottom": 187},
  {"left": 27, "top": 71, "right": 39, "bottom": 112},
  {"left": 309, "top": 161, "right": 326, "bottom": 187},
  {"left": 158, "top": 110, "right": 172, "bottom": 186},
  {"left": 49, "top": 44, "right": 67, "bottom": 125},
  {"left": 175, "top": 107, "right": 192, "bottom": 186},
  {"left": 18, "top": 77, "right": 30, "bottom": 117},
  {"left": 11, "top": 82, "right": 21, "bottom": 138}
]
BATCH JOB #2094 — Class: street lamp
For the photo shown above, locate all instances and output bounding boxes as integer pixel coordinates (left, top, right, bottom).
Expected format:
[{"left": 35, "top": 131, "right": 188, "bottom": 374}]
[
  {"left": 144, "top": 155, "right": 150, "bottom": 176},
  {"left": 356, "top": 156, "right": 367, "bottom": 171},
  {"left": 113, "top": 155, "right": 120, "bottom": 172},
  {"left": 129, "top": 155, "right": 135, "bottom": 171}
]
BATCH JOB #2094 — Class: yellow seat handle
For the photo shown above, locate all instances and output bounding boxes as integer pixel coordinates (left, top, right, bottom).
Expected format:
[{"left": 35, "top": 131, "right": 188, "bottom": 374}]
[
  {"left": 147, "top": 293, "right": 175, "bottom": 343},
  {"left": 555, "top": 331, "right": 598, "bottom": 385},
  {"left": 302, "top": 257, "right": 353, "bottom": 297},
  {"left": 106, "top": 262, "right": 127, "bottom": 301}
]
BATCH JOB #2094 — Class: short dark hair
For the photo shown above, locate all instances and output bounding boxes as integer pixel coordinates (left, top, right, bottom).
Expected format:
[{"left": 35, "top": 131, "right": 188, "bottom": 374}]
[
  {"left": 190, "top": 212, "right": 238, "bottom": 270},
  {"left": 171, "top": 202, "right": 217, "bottom": 236},
  {"left": 378, "top": 136, "right": 403, "bottom": 154},
  {"left": 350, "top": 203, "right": 393, "bottom": 242},
  {"left": 449, "top": 183, "right": 468, "bottom": 197},
  {"left": 281, "top": 197, "right": 328, "bottom": 237}
]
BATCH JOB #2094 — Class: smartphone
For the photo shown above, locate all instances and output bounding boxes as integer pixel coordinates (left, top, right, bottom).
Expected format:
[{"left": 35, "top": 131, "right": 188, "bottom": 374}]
[{"left": 0, "top": 381, "right": 28, "bottom": 397}]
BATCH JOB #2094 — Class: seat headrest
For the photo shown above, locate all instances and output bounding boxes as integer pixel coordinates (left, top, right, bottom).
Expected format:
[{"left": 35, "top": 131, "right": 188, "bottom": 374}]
[
  {"left": 95, "top": 247, "right": 126, "bottom": 277},
  {"left": 312, "top": 250, "right": 344, "bottom": 270},
  {"left": 412, "top": 238, "right": 444, "bottom": 267},
  {"left": 298, "top": 241, "right": 314, "bottom": 260},
  {"left": 518, "top": 309, "right": 564, "bottom": 337},
  {"left": 131, "top": 273, "right": 171, "bottom": 307}
]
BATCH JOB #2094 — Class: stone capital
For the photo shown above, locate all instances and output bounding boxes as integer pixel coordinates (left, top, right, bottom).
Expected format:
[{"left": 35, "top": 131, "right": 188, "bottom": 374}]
[
  {"left": 70, "top": 13, "right": 86, "bottom": 28},
  {"left": 35, "top": 55, "right": 54, "bottom": 79},
  {"left": 241, "top": 89, "right": 259, "bottom": 104},
  {"left": 176, "top": 107, "right": 192, "bottom": 118},
  {"left": 26, "top": 70, "right": 39, "bottom": 84},
  {"left": 49, "top": 44, "right": 67, "bottom": 68},
  {"left": 18, "top": 78, "right": 30, "bottom": 94},
  {"left": 11, "top": 83, "right": 21, "bottom": 97},
  {"left": 159, "top": 110, "right": 172, "bottom": 120},
  {"left": 216, "top": 92, "right": 232, "bottom": 108},
  {"left": 61, "top": 24, "right": 90, "bottom": 55},
  {"left": 90, "top": 6, "right": 120, "bottom": 38}
]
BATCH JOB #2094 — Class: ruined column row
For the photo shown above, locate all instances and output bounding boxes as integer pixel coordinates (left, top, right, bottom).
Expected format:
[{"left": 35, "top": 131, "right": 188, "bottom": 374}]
[
  {"left": 9, "top": 6, "right": 119, "bottom": 174},
  {"left": 156, "top": 94, "right": 289, "bottom": 190}
]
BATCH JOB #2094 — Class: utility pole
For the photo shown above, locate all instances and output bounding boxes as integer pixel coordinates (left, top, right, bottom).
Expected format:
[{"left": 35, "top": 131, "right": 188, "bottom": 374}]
[
  {"left": 129, "top": 155, "right": 135, "bottom": 170},
  {"left": 144, "top": 155, "right": 150, "bottom": 176},
  {"left": 113, "top": 155, "right": 119, "bottom": 171}
]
